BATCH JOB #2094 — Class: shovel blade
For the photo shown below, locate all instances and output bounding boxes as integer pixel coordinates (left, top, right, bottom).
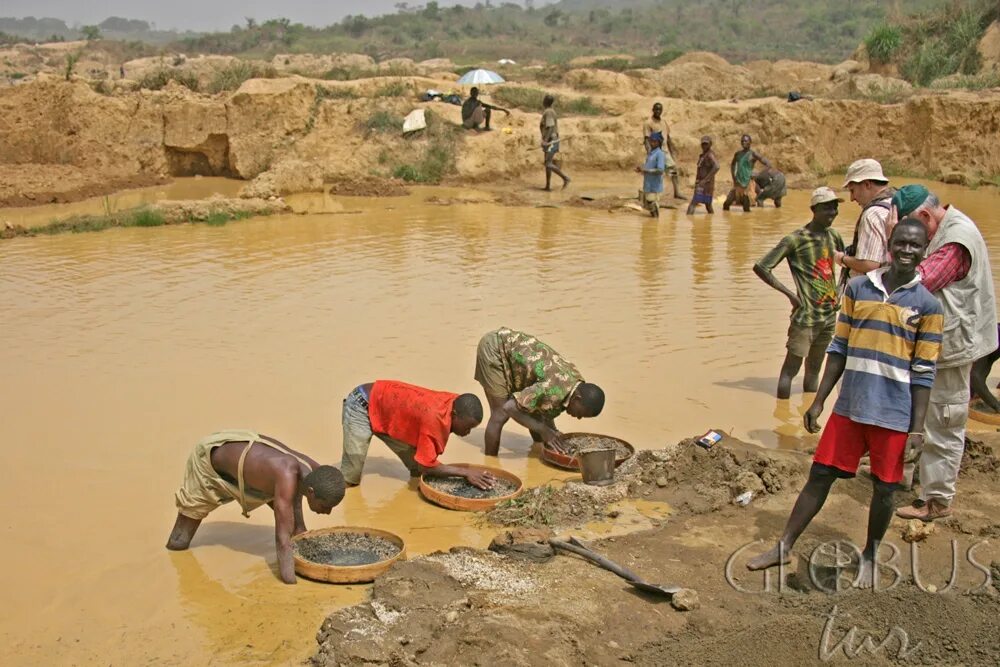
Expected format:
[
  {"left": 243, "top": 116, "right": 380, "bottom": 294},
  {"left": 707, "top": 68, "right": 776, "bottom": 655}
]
[{"left": 628, "top": 580, "right": 681, "bottom": 597}]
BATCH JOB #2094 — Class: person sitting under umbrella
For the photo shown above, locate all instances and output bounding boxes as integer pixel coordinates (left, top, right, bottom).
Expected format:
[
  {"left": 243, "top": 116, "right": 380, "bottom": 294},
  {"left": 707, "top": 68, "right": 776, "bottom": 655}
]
[{"left": 462, "top": 87, "right": 510, "bottom": 132}]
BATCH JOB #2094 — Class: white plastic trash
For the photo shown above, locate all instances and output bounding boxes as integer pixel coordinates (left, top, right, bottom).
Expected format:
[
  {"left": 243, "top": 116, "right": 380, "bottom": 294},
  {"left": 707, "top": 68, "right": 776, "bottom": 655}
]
[
  {"left": 402, "top": 109, "right": 427, "bottom": 134},
  {"left": 734, "top": 491, "right": 754, "bottom": 506}
]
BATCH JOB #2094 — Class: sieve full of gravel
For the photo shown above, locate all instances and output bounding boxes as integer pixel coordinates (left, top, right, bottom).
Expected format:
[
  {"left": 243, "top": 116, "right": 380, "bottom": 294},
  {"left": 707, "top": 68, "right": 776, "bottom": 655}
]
[
  {"left": 295, "top": 532, "right": 401, "bottom": 566},
  {"left": 425, "top": 475, "right": 518, "bottom": 498}
]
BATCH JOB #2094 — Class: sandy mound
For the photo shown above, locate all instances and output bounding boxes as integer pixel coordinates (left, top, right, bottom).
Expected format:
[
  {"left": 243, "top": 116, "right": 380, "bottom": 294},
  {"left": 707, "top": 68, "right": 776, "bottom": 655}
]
[
  {"left": 960, "top": 437, "right": 1000, "bottom": 480},
  {"left": 830, "top": 73, "right": 913, "bottom": 100},
  {"left": 670, "top": 51, "right": 731, "bottom": 68},
  {"left": 328, "top": 175, "right": 410, "bottom": 197},
  {"left": 154, "top": 195, "right": 289, "bottom": 222},
  {"left": 485, "top": 435, "right": 806, "bottom": 529},
  {"left": 569, "top": 54, "right": 635, "bottom": 66},
  {"left": 271, "top": 53, "right": 377, "bottom": 77},
  {"left": 563, "top": 68, "right": 638, "bottom": 95},
  {"left": 980, "top": 21, "right": 1000, "bottom": 72}
]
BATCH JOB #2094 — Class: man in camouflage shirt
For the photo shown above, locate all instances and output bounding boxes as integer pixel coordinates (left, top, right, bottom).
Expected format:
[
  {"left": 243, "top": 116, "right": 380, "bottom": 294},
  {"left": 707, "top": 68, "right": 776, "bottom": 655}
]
[{"left": 475, "top": 327, "right": 605, "bottom": 455}]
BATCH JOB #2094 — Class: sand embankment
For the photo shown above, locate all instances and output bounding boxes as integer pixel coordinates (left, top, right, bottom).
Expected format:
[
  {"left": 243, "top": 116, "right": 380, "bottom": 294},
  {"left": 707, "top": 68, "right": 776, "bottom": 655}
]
[{"left": 1, "top": 53, "right": 999, "bottom": 207}]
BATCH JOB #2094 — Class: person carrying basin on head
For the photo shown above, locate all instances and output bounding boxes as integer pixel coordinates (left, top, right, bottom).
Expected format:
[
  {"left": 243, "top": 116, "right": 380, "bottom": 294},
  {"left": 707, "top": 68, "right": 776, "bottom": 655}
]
[
  {"left": 753, "top": 187, "right": 846, "bottom": 399},
  {"left": 461, "top": 86, "right": 510, "bottom": 132},
  {"left": 340, "top": 380, "right": 492, "bottom": 489},
  {"left": 686, "top": 135, "right": 720, "bottom": 215},
  {"left": 723, "top": 134, "right": 770, "bottom": 212},
  {"left": 889, "top": 184, "right": 998, "bottom": 522},
  {"left": 833, "top": 158, "right": 895, "bottom": 287},
  {"left": 747, "top": 218, "right": 943, "bottom": 589},
  {"left": 643, "top": 102, "right": 684, "bottom": 200},
  {"left": 753, "top": 165, "right": 787, "bottom": 208},
  {"left": 635, "top": 133, "right": 666, "bottom": 218},
  {"left": 166, "top": 431, "right": 346, "bottom": 585},
  {"left": 475, "top": 326, "right": 605, "bottom": 456}
]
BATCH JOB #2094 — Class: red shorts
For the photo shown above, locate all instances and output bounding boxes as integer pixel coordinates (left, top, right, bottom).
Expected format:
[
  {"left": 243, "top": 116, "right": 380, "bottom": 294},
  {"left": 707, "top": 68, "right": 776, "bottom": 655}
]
[{"left": 813, "top": 412, "right": 907, "bottom": 484}]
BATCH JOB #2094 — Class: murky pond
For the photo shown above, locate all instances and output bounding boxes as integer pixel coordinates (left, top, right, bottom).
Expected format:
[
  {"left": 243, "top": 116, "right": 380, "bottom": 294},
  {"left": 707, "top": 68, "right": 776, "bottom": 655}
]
[{"left": 1, "top": 173, "right": 997, "bottom": 665}]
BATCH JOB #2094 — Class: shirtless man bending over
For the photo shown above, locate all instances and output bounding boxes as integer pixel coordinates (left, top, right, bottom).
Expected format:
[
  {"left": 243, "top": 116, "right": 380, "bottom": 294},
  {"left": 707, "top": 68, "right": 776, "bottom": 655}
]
[{"left": 166, "top": 430, "right": 346, "bottom": 584}]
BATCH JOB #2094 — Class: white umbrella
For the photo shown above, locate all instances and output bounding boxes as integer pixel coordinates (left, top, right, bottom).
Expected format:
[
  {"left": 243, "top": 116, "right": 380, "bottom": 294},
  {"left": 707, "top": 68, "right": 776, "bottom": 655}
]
[{"left": 457, "top": 69, "right": 505, "bottom": 85}]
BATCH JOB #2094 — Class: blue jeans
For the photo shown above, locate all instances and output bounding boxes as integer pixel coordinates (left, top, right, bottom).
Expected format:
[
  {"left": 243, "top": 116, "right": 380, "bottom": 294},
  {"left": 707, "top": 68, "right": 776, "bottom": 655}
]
[{"left": 339, "top": 386, "right": 418, "bottom": 484}]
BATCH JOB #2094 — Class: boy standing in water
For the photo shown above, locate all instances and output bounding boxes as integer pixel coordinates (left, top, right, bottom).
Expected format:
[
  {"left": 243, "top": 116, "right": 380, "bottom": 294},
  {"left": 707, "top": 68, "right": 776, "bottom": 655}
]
[
  {"left": 642, "top": 102, "right": 683, "bottom": 199},
  {"left": 686, "top": 135, "right": 719, "bottom": 215},
  {"left": 540, "top": 94, "right": 570, "bottom": 191},
  {"left": 753, "top": 187, "right": 845, "bottom": 398},
  {"left": 723, "top": 134, "right": 770, "bottom": 212},
  {"left": 747, "top": 219, "right": 943, "bottom": 588},
  {"left": 636, "top": 135, "right": 666, "bottom": 218}
]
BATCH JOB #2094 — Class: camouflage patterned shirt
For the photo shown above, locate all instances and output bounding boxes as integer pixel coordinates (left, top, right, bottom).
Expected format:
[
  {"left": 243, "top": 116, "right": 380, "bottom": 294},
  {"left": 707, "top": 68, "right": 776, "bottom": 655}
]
[{"left": 496, "top": 327, "right": 583, "bottom": 418}]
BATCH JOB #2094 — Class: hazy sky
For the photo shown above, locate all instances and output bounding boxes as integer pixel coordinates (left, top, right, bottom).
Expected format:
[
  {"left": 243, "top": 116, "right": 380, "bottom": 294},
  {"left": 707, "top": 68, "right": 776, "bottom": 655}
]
[{"left": 1, "top": 1, "right": 557, "bottom": 32}]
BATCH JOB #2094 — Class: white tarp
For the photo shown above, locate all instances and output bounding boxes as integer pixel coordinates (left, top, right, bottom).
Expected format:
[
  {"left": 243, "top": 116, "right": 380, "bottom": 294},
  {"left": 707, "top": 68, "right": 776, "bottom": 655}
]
[{"left": 402, "top": 108, "right": 427, "bottom": 134}]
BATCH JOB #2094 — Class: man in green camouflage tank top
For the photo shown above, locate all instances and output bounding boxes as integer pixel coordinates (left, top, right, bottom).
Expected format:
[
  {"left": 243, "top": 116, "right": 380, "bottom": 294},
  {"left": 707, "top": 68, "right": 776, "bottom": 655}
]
[{"left": 475, "top": 327, "right": 605, "bottom": 455}]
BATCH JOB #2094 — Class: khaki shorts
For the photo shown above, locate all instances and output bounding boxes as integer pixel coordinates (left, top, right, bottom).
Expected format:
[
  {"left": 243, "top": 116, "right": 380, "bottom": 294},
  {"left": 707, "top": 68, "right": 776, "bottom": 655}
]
[
  {"left": 474, "top": 331, "right": 510, "bottom": 400},
  {"left": 786, "top": 320, "right": 835, "bottom": 359},
  {"left": 175, "top": 431, "right": 271, "bottom": 520},
  {"left": 463, "top": 106, "right": 486, "bottom": 129}
]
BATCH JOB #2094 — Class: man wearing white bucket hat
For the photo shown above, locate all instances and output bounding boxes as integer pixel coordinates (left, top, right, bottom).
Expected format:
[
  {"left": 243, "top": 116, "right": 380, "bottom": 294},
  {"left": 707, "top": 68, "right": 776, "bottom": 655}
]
[
  {"left": 754, "top": 187, "right": 846, "bottom": 398},
  {"left": 833, "top": 158, "right": 895, "bottom": 288}
]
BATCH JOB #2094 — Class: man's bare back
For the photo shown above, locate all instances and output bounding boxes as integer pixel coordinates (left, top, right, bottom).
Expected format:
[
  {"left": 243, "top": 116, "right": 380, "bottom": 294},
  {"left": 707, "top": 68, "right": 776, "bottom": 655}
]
[{"left": 209, "top": 436, "right": 318, "bottom": 498}]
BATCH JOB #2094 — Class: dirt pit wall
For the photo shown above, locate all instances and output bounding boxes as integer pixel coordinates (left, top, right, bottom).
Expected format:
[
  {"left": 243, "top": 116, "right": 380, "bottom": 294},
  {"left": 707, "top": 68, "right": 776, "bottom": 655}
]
[{"left": 2, "top": 74, "right": 1000, "bottom": 206}]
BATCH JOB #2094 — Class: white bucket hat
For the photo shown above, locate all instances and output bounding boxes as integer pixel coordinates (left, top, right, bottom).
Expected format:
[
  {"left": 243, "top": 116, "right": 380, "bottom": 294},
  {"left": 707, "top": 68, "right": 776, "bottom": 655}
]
[
  {"left": 842, "top": 158, "right": 888, "bottom": 187},
  {"left": 810, "top": 186, "right": 844, "bottom": 207}
]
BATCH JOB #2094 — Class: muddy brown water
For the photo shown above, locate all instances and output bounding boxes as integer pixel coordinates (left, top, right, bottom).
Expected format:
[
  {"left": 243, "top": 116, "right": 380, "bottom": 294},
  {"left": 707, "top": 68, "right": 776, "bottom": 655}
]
[{"left": 1, "top": 173, "right": 998, "bottom": 665}]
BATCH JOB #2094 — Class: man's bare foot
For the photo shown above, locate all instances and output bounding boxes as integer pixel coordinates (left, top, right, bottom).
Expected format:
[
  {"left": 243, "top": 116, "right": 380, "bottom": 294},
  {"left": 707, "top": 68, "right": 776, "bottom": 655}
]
[
  {"left": 855, "top": 555, "right": 877, "bottom": 589},
  {"left": 562, "top": 178, "right": 571, "bottom": 190},
  {"left": 542, "top": 186, "right": 552, "bottom": 191},
  {"left": 746, "top": 543, "right": 791, "bottom": 571}
]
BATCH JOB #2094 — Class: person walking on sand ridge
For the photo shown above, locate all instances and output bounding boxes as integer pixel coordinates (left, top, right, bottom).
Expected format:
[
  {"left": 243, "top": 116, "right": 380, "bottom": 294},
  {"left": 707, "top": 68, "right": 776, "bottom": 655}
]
[
  {"left": 540, "top": 94, "right": 570, "bottom": 191},
  {"left": 747, "top": 219, "right": 943, "bottom": 588},
  {"left": 754, "top": 187, "right": 845, "bottom": 398}
]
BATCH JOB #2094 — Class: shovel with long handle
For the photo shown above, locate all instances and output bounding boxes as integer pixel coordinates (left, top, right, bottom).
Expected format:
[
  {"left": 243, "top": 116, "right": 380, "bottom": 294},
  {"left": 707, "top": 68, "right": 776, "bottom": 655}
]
[{"left": 548, "top": 537, "right": 681, "bottom": 598}]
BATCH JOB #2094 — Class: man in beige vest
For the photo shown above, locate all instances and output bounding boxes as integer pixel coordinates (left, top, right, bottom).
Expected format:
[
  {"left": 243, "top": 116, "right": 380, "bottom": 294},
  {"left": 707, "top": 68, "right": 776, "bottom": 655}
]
[{"left": 890, "top": 185, "right": 998, "bottom": 521}]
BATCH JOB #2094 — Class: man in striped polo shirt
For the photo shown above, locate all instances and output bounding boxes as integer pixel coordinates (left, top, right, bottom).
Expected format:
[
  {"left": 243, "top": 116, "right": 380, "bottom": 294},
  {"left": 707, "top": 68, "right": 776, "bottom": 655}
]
[{"left": 747, "top": 219, "right": 943, "bottom": 589}]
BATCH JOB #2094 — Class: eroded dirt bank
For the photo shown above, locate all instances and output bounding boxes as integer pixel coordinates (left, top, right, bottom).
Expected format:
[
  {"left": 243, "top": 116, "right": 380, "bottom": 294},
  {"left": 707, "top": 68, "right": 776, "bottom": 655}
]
[
  {"left": 2, "top": 66, "right": 999, "bottom": 207},
  {"left": 313, "top": 435, "right": 1000, "bottom": 666}
]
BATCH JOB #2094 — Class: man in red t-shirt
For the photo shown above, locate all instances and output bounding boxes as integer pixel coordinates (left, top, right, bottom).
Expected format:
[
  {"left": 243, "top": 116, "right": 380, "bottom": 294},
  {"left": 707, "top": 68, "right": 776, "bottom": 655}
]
[{"left": 339, "top": 380, "right": 494, "bottom": 489}]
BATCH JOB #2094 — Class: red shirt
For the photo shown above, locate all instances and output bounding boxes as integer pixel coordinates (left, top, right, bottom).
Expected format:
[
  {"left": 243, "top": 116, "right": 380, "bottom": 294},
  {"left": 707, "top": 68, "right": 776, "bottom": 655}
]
[{"left": 367, "top": 380, "right": 457, "bottom": 468}]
